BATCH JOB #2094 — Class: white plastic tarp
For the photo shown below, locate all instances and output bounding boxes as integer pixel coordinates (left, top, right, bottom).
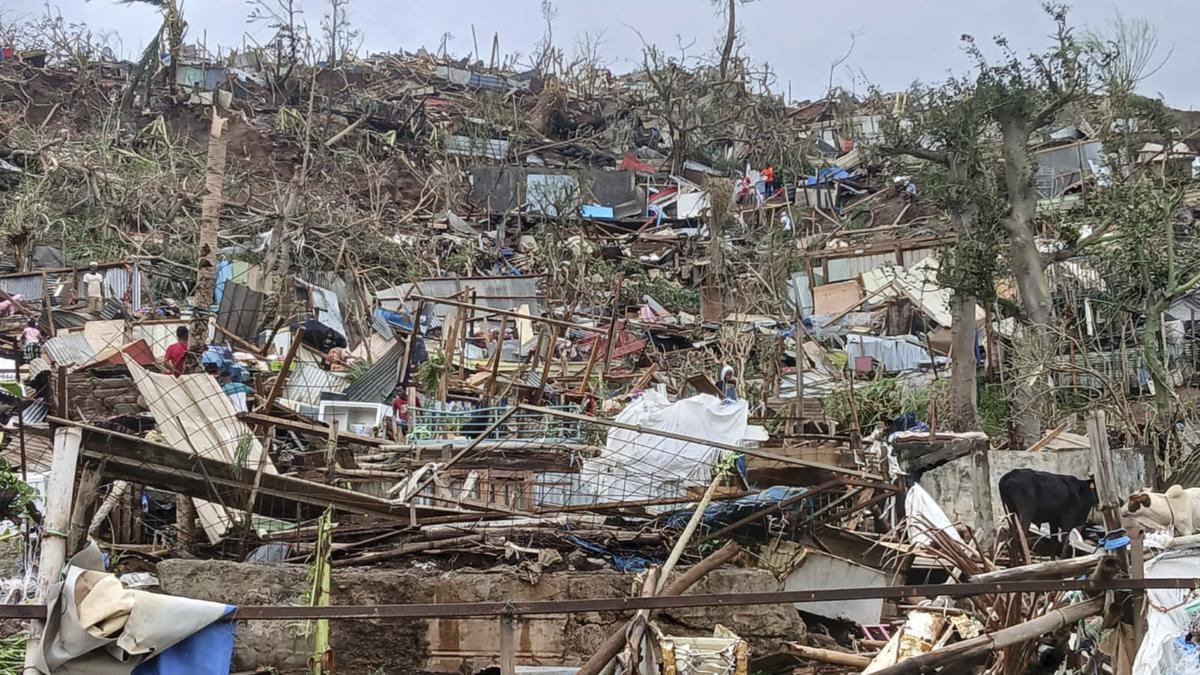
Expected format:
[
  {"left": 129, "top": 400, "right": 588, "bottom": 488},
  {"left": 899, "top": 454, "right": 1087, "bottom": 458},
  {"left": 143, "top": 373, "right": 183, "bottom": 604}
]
[
  {"left": 906, "top": 483, "right": 963, "bottom": 546},
  {"left": 580, "top": 391, "right": 747, "bottom": 504},
  {"left": 1133, "top": 550, "right": 1200, "bottom": 675},
  {"left": 33, "top": 544, "right": 232, "bottom": 674}
]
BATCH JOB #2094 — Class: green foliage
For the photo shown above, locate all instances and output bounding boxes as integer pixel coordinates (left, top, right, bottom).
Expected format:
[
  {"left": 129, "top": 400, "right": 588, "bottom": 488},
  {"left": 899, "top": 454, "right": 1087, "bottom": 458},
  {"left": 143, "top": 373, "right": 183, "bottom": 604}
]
[
  {"left": 0, "top": 463, "right": 37, "bottom": 516},
  {"left": 0, "top": 633, "right": 25, "bottom": 672},
  {"left": 417, "top": 352, "right": 447, "bottom": 398},
  {"left": 821, "top": 376, "right": 946, "bottom": 429},
  {"left": 978, "top": 384, "right": 1010, "bottom": 439}
]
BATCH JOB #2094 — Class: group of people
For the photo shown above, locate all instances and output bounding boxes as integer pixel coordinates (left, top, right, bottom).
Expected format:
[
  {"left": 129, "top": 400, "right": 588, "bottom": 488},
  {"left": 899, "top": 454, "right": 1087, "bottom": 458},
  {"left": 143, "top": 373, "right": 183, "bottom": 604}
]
[{"left": 735, "top": 165, "right": 785, "bottom": 206}]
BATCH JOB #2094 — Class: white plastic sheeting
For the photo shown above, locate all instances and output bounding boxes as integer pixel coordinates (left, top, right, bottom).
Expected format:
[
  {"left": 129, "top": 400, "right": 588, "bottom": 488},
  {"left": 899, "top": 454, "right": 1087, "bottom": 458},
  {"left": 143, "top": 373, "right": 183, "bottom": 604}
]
[
  {"left": 906, "top": 483, "right": 964, "bottom": 546},
  {"left": 1133, "top": 550, "right": 1200, "bottom": 675},
  {"left": 580, "top": 391, "right": 748, "bottom": 505}
]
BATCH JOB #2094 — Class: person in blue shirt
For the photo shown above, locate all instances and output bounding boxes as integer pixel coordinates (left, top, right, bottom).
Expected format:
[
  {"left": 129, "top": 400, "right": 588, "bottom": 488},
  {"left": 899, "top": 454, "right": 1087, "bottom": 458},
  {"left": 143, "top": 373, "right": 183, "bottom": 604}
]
[{"left": 218, "top": 367, "right": 253, "bottom": 397}]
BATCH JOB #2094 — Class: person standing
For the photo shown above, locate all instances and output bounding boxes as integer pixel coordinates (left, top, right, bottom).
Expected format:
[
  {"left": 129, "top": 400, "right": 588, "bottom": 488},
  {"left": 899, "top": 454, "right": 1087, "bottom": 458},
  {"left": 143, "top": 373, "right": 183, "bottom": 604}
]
[
  {"left": 82, "top": 262, "right": 105, "bottom": 313},
  {"left": 164, "top": 326, "right": 189, "bottom": 376},
  {"left": 22, "top": 319, "right": 41, "bottom": 362}
]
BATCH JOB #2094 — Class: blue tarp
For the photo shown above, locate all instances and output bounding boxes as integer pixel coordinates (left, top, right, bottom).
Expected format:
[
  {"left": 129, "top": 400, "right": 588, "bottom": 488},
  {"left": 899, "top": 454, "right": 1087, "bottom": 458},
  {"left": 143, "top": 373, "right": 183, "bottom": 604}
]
[
  {"left": 375, "top": 307, "right": 415, "bottom": 332},
  {"left": 566, "top": 534, "right": 657, "bottom": 572},
  {"left": 132, "top": 606, "right": 237, "bottom": 675},
  {"left": 580, "top": 204, "right": 614, "bottom": 219},
  {"left": 804, "top": 168, "right": 851, "bottom": 185},
  {"left": 212, "top": 259, "right": 233, "bottom": 311},
  {"left": 663, "top": 486, "right": 809, "bottom": 530}
]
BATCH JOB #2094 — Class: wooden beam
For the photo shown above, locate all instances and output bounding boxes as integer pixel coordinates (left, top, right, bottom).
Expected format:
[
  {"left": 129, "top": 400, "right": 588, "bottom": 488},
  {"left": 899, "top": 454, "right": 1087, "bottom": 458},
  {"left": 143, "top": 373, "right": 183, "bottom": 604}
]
[
  {"left": 41, "top": 417, "right": 469, "bottom": 522},
  {"left": 257, "top": 326, "right": 305, "bottom": 414}
]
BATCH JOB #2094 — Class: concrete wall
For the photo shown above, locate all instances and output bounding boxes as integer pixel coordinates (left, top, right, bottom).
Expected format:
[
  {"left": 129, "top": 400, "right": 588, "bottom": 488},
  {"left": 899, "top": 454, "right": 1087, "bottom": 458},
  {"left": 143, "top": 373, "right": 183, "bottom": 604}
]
[
  {"left": 920, "top": 447, "right": 1148, "bottom": 531},
  {"left": 157, "top": 560, "right": 807, "bottom": 674}
]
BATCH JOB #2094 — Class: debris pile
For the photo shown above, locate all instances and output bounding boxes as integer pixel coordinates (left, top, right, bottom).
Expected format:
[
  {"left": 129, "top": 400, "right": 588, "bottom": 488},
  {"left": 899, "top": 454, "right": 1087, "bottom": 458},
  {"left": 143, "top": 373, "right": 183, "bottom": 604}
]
[{"left": 3, "top": 5, "right": 1200, "bottom": 674}]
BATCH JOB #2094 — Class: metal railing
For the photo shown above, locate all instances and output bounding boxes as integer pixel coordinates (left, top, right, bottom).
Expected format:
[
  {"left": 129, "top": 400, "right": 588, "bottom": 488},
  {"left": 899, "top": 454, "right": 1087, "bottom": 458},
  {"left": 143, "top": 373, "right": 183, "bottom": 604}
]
[{"left": 408, "top": 404, "right": 582, "bottom": 444}]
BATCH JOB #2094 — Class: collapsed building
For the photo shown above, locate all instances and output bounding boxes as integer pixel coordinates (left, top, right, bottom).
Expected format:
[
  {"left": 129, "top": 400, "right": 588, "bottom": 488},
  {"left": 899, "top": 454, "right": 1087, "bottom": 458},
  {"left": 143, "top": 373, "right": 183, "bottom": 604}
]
[{"left": 3, "top": 26, "right": 1200, "bottom": 675}]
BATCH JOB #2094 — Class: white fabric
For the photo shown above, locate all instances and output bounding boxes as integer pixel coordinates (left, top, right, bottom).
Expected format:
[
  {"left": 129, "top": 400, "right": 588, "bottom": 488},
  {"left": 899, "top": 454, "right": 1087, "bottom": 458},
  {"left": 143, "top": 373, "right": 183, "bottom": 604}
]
[
  {"left": 906, "top": 483, "right": 964, "bottom": 546},
  {"left": 1133, "top": 550, "right": 1200, "bottom": 675},
  {"left": 34, "top": 544, "right": 230, "bottom": 674},
  {"left": 580, "top": 391, "right": 748, "bottom": 504}
]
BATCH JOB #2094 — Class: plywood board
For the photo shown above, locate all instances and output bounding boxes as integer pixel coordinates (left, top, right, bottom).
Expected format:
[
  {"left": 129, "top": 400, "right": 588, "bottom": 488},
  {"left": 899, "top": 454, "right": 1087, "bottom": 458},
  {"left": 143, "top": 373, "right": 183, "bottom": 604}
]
[{"left": 811, "top": 280, "right": 862, "bottom": 316}]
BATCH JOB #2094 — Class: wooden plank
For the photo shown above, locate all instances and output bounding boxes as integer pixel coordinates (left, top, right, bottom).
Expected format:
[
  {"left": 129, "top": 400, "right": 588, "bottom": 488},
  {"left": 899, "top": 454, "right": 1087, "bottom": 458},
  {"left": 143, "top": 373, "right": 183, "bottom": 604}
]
[
  {"left": 811, "top": 279, "right": 863, "bottom": 316},
  {"left": 40, "top": 417, "right": 472, "bottom": 522}
]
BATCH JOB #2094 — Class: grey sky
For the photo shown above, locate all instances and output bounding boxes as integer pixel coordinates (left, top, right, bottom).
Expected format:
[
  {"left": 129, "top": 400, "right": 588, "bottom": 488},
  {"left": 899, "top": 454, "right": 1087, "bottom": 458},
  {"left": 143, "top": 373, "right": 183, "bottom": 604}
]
[{"left": 4, "top": 0, "right": 1196, "bottom": 108}]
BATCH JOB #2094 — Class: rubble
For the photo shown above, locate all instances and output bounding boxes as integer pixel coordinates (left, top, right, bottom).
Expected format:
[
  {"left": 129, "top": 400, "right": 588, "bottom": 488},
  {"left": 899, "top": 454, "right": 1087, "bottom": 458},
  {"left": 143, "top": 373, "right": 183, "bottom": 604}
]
[{"left": 3, "top": 3, "right": 1200, "bottom": 674}]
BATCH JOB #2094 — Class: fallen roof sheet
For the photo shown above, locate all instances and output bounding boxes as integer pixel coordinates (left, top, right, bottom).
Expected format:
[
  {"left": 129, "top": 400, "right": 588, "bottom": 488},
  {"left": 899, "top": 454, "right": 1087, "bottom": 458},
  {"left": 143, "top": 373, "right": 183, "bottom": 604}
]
[{"left": 343, "top": 340, "right": 404, "bottom": 403}]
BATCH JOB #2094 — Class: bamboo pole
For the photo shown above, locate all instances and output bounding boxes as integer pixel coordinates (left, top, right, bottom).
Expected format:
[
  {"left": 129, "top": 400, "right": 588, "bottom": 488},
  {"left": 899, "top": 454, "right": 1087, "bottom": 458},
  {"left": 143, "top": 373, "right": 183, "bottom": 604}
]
[
  {"left": 966, "top": 552, "right": 1105, "bottom": 583},
  {"left": 788, "top": 643, "right": 871, "bottom": 668}
]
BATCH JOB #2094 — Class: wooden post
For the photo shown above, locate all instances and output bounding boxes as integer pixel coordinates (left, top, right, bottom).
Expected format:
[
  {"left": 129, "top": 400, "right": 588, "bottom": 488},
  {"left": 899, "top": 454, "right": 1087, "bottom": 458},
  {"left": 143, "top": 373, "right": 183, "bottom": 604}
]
[
  {"left": 23, "top": 426, "right": 82, "bottom": 672},
  {"left": 486, "top": 316, "right": 509, "bottom": 401},
  {"left": 1131, "top": 526, "right": 1146, "bottom": 650},
  {"left": 258, "top": 327, "right": 305, "bottom": 415},
  {"left": 1087, "top": 410, "right": 1122, "bottom": 533},
  {"left": 397, "top": 301, "right": 426, "bottom": 393},
  {"left": 324, "top": 420, "right": 340, "bottom": 483},
  {"left": 603, "top": 276, "right": 624, "bottom": 375},
  {"left": 534, "top": 326, "right": 559, "bottom": 404}
]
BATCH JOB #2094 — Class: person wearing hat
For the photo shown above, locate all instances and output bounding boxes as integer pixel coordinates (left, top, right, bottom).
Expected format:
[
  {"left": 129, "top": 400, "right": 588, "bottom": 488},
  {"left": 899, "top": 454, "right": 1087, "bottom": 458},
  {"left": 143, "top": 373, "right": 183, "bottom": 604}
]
[{"left": 82, "top": 262, "right": 105, "bottom": 313}]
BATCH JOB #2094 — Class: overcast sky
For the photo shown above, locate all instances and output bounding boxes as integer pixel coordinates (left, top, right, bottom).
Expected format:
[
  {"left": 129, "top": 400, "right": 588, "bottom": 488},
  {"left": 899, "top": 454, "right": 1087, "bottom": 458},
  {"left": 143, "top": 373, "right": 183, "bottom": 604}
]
[{"left": 4, "top": 0, "right": 1196, "bottom": 108}]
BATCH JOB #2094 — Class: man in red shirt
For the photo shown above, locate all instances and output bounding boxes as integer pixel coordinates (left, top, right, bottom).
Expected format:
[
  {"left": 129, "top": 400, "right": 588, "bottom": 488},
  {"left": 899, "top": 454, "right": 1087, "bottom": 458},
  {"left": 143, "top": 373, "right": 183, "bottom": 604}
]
[{"left": 164, "top": 326, "right": 189, "bottom": 376}]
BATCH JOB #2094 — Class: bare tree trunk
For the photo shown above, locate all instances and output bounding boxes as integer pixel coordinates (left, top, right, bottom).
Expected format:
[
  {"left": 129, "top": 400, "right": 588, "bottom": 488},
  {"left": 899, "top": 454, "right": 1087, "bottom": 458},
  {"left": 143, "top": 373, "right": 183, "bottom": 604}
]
[
  {"left": 998, "top": 112, "right": 1055, "bottom": 444},
  {"left": 949, "top": 294, "right": 981, "bottom": 432},
  {"left": 189, "top": 109, "right": 228, "bottom": 366},
  {"left": 719, "top": 0, "right": 736, "bottom": 79}
]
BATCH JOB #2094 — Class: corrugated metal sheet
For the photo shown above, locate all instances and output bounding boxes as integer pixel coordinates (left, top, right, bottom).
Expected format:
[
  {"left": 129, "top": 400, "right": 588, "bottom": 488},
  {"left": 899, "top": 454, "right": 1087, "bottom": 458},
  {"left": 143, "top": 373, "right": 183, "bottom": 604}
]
[
  {"left": 215, "top": 281, "right": 266, "bottom": 345},
  {"left": 284, "top": 363, "right": 349, "bottom": 407},
  {"left": 376, "top": 276, "right": 542, "bottom": 328},
  {"left": 50, "top": 311, "right": 89, "bottom": 330},
  {"left": 42, "top": 334, "right": 96, "bottom": 366},
  {"left": 296, "top": 279, "right": 346, "bottom": 340},
  {"left": 826, "top": 253, "right": 895, "bottom": 283},
  {"left": 343, "top": 341, "right": 403, "bottom": 403},
  {"left": 74, "top": 265, "right": 143, "bottom": 308},
  {"left": 131, "top": 320, "right": 213, "bottom": 359},
  {"left": 0, "top": 272, "right": 45, "bottom": 300},
  {"left": 99, "top": 298, "right": 124, "bottom": 320}
]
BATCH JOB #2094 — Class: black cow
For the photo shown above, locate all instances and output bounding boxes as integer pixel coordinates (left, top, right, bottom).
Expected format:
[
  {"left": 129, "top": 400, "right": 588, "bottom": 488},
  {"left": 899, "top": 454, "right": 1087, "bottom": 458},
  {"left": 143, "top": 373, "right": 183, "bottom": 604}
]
[{"left": 998, "top": 468, "right": 1097, "bottom": 557}]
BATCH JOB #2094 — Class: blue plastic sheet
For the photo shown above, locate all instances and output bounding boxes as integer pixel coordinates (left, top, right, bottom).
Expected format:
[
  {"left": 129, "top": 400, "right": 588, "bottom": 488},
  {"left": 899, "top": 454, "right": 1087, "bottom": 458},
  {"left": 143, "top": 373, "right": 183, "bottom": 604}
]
[
  {"left": 565, "top": 534, "right": 657, "bottom": 572},
  {"left": 804, "top": 168, "right": 851, "bottom": 185},
  {"left": 133, "top": 606, "right": 237, "bottom": 675},
  {"left": 663, "top": 486, "right": 809, "bottom": 530}
]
